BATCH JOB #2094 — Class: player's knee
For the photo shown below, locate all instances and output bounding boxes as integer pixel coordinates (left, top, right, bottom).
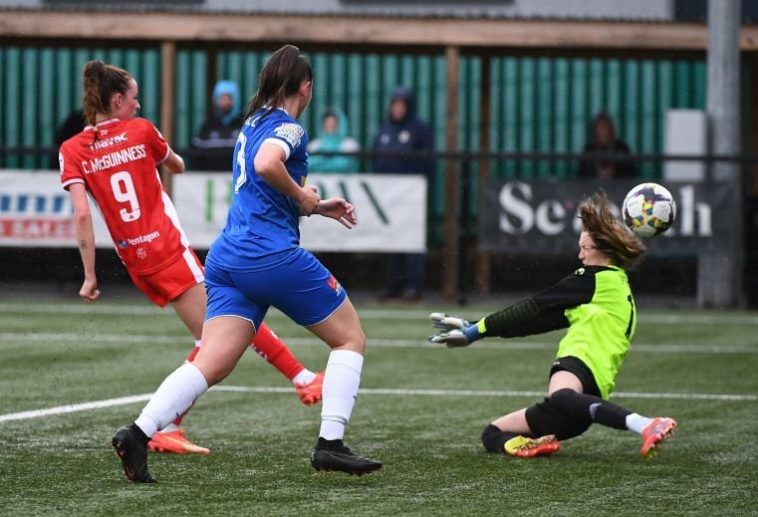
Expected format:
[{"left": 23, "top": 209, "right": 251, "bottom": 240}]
[
  {"left": 192, "top": 355, "right": 234, "bottom": 386},
  {"left": 526, "top": 395, "right": 592, "bottom": 441},
  {"left": 481, "top": 424, "right": 508, "bottom": 453},
  {"left": 549, "top": 388, "right": 584, "bottom": 417},
  {"left": 338, "top": 328, "right": 366, "bottom": 353}
]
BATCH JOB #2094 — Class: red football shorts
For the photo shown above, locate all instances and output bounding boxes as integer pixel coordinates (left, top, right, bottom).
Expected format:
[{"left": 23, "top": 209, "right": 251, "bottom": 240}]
[{"left": 128, "top": 247, "right": 205, "bottom": 307}]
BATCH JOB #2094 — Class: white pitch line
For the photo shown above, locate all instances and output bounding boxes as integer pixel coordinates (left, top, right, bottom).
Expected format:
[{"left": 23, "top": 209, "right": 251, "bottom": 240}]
[
  {"left": 3, "top": 302, "right": 758, "bottom": 326},
  {"left": 1, "top": 386, "right": 755, "bottom": 423},
  {"left": 2, "top": 332, "right": 757, "bottom": 354},
  {"left": 0, "top": 394, "right": 153, "bottom": 423}
]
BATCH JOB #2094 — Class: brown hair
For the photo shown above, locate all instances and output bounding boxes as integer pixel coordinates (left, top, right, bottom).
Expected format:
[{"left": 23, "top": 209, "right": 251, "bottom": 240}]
[
  {"left": 82, "top": 60, "right": 132, "bottom": 127},
  {"left": 579, "top": 190, "right": 646, "bottom": 269},
  {"left": 245, "top": 45, "right": 312, "bottom": 118}
]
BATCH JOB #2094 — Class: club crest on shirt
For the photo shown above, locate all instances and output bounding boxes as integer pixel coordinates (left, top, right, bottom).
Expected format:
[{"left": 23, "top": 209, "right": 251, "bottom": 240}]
[
  {"left": 327, "top": 275, "right": 343, "bottom": 296},
  {"left": 117, "top": 239, "right": 127, "bottom": 249},
  {"left": 274, "top": 123, "right": 304, "bottom": 149},
  {"left": 136, "top": 247, "right": 147, "bottom": 260}
]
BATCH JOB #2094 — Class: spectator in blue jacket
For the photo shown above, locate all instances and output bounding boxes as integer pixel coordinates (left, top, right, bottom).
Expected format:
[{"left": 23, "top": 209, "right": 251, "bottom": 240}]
[
  {"left": 372, "top": 86, "right": 434, "bottom": 301},
  {"left": 307, "top": 108, "right": 360, "bottom": 173},
  {"left": 191, "top": 80, "right": 243, "bottom": 171}
]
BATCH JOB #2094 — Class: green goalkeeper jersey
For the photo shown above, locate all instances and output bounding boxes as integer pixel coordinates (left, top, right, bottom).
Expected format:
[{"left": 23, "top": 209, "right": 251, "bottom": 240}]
[
  {"left": 557, "top": 266, "right": 635, "bottom": 399},
  {"left": 481, "top": 265, "right": 636, "bottom": 400}
]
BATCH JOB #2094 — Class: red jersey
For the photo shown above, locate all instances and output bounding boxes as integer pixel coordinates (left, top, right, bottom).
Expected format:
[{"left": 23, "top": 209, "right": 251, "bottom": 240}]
[{"left": 60, "top": 118, "right": 187, "bottom": 275}]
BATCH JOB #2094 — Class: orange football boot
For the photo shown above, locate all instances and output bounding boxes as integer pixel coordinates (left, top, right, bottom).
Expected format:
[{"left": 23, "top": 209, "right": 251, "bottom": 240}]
[
  {"left": 641, "top": 417, "right": 677, "bottom": 458},
  {"left": 504, "top": 434, "right": 561, "bottom": 458},
  {"left": 147, "top": 429, "right": 210, "bottom": 455},
  {"left": 295, "top": 371, "right": 324, "bottom": 406}
]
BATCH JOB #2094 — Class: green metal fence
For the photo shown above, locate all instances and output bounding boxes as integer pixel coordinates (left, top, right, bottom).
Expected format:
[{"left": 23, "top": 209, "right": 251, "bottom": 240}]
[
  {"left": 0, "top": 46, "right": 161, "bottom": 169},
  {"left": 0, "top": 45, "right": 708, "bottom": 183},
  {"left": 0, "top": 44, "right": 710, "bottom": 245}
]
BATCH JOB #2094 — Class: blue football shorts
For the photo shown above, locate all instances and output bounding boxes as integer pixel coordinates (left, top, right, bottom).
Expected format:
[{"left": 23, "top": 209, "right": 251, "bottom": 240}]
[{"left": 204, "top": 247, "right": 347, "bottom": 329}]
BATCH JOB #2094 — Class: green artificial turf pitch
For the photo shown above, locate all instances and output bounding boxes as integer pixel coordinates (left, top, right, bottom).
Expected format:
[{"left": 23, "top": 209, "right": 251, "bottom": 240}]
[{"left": 1, "top": 298, "right": 757, "bottom": 515}]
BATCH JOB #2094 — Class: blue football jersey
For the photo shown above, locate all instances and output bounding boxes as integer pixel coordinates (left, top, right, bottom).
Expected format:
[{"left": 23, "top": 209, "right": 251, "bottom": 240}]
[{"left": 207, "top": 107, "right": 309, "bottom": 270}]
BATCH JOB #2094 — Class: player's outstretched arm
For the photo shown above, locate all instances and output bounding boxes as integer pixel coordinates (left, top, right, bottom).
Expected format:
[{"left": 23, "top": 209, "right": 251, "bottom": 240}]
[{"left": 69, "top": 184, "right": 100, "bottom": 302}]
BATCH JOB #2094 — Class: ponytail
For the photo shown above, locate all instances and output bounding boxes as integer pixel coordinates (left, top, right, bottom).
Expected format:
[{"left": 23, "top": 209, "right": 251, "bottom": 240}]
[
  {"left": 81, "top": 60, "right": 132, "bottom": 129},
  {"left": 244, "top": 45, "right": 312, "bottom": 119}
]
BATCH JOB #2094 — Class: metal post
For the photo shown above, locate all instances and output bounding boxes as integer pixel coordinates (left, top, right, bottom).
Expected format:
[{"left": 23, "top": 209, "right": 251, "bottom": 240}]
[
  {"left": 699, "top": 0, "right": 742, "bottom": 307},
  {"left": 442, "top": 46, "right": 460, "bottom": 301},
  {"left": 160, "top": 40, "right": 177, "bottom": 196},
  {"left": 476, "top": 55, "right": 492, "bottom": 295}
]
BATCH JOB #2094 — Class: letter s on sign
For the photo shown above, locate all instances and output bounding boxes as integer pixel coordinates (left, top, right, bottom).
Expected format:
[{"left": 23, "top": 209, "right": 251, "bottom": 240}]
[{"left": 499, "top": 181, "right": 533, "bottom": 235}]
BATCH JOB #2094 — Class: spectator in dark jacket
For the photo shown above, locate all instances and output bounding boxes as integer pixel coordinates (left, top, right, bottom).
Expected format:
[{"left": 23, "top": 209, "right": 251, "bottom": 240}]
[
  {"left": 191, "top": 80, "right": 243, "bottom": 171},
  {"left": 372, "top": 86, "right": 434, "bottom": 301},
  {"left": 372, "top": 86, "right": 435, "bottom": 175},
  {"left": 50, "top": 110, "right": 86, "bottom": 169},
  {"left": 577, "top": 112, "right": 637, "bottom": 179}
]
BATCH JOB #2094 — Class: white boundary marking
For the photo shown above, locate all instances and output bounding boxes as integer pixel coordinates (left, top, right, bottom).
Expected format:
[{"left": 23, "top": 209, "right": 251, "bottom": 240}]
[
  {"left": 2, "top": 332, "right": 756, "bottom": 354},
  {"left": 1, "top": 385, "right": 755, "bottom": 423},
  {"left": 3, "top": 302, "right": 758, "bottom": 326}
]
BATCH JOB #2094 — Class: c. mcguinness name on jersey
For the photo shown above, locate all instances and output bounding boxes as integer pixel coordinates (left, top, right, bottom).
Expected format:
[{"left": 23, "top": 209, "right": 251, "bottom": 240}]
[{"left": 81, "top": 144, "right": 147, "bottom": 174}]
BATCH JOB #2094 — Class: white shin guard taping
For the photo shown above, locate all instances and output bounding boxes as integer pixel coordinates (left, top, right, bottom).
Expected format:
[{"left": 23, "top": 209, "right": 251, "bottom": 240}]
[
  {"left": 135, "top": 363, "right": 208, "bottom": 437},
  {"left": 319, "top": 349, "right": 364, "bottom": 441}
]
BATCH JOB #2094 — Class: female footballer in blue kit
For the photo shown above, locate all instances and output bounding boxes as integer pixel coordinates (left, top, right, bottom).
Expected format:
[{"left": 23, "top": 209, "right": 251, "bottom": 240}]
[{"left": 112, "top": 45, "right": 382, "bottom": 482}]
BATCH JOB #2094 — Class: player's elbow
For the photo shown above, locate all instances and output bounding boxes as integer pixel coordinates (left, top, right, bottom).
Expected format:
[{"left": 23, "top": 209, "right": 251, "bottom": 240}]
[
  {"left": 172, "top": 155, "right": 186, "bottom": 173},
  {"left": 254, "top": 155, "right": 278, "bottom": 180},
  {"left": 73, "top": 206, "right": 91, "bottom": 223},
  {"left": 165, "top": 153, "right": 185, "bottom": 174}
]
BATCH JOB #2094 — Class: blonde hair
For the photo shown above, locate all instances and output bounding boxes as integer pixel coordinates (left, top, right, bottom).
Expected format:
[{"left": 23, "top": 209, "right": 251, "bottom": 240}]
[{"left": 579, "top": 190, "right": 646, "bottom": 269}]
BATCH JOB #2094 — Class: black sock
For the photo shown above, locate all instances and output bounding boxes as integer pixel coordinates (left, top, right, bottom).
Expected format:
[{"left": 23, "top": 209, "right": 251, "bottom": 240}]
[
  {"left": 130, "top": 423, "right": 150, "bottom": 446},
  {"left": 549, "top": 389, "right": 631, "bottom": 430},
  {"left": 316, "top": 437, "right": 345, "bottom": 451},
  {"left": 590, "top": 401, "right": 632, "bottom": 430},
  {"left": 481, "top": 424, "right": 520, "bottom": 453}
]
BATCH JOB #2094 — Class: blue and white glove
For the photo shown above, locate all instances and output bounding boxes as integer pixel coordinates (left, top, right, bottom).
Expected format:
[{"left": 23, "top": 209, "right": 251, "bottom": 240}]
[
  {"left": 428, "top": 313, "right": 484, "bottom": 348},
  {"left": 428, "top": 329, "right": 470, "bottom": 347},
  {"left": 429, "top": 312, "right": 471, "bottom": 331}
]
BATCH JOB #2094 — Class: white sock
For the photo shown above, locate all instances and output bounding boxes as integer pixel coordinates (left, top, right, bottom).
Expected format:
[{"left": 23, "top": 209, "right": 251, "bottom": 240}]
[
  {"left": 319, "top": 350, "right": 364, "bottom": 441},
  {"left": 134, "top": 363, "right": 208, "bottom": 438},
  {"left": 625, "top": 413, "right": 652, "bottom": 435},
  {"left": 292, "top": 369, "right": 317, "bottom": 386}
]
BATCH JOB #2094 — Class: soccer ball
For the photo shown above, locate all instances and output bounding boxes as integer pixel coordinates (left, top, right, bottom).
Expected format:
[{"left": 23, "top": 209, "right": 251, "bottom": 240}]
[{"left": 622, "top": 182, "right": 676, "bottom": 237}]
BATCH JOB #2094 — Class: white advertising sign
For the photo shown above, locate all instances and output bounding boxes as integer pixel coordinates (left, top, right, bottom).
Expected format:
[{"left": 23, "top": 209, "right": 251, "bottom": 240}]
[
  {"left": 0, "top": 171, "right": 427, "bottom": 253},
  {"left": 0, "top": 171, "right": 111, "bottom": 247},
  {"left": 171, "top": 173, "right": 428, "bottom": 252}
]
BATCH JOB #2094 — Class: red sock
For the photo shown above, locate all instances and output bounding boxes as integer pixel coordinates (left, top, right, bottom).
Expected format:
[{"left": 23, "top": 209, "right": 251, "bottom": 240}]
[
  {"left": 251, "top": 322, "right": 304, "bottom": 381},
  {"left": 185, "top": 346, "right": 200, "bottom": 363}
]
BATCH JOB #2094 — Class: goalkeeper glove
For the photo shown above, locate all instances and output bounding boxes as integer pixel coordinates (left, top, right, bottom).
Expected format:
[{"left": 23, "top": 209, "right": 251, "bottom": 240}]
[
  {"left": 429, "top": 312, "right": 471, "bottom": 331},
  {"left": 428, "top": 329, "right": 470, "bottom": 348}
]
